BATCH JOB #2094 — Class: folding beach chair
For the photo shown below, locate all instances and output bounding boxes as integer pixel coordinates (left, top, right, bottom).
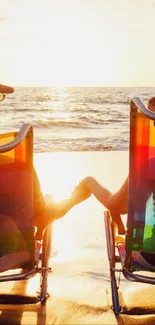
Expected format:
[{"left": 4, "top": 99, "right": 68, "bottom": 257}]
[
  {"left": 104, "top": 97, "right": 155, "bottom": 314},
  {"left": 0, "top": 123, "right": 52, "bottom": 304}
]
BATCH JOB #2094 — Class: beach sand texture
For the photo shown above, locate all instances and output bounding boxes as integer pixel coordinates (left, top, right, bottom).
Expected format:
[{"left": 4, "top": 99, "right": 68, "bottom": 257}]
[{"left": 0, "top": 151, "right": 155, "bottom": 324}]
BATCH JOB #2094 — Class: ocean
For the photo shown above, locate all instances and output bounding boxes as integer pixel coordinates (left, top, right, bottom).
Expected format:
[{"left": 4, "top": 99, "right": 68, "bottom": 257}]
[{"left": 1, "top": 86, "right": 155, "bottom": 152}]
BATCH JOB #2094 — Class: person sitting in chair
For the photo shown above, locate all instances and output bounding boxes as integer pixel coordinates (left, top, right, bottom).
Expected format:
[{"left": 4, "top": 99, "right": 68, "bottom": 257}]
[
  {"left": 0, "top": 84, "right": 30, "bottom": 271},
  {"left": 72, "top": 97, "right": 155, "bottom": 270},
  {"left": 0, "top": 83, "right": 90, "bottom": 271}
]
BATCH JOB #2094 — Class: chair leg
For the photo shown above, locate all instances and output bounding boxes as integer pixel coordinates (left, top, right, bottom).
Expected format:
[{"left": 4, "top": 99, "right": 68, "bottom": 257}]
[
  {"left": 104, "top": 211, "right": 121, "bottom": 314},
  {"left": 110, "top": 269, "right": 120, "bottom": 314},
  {"left": 40, "top": 224, "right": 52, "bottom": 304}
]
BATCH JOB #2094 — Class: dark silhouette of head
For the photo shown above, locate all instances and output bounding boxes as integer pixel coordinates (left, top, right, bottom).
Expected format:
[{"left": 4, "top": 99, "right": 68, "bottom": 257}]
[{"left": 148, "top": 97, "right": 155, "bottom": 112}]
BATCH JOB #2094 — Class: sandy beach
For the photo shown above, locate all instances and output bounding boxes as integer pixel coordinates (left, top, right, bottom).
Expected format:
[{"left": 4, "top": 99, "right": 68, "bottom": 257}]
[{"left": 1, "top": 151, "right": 155, "bottom": 324}]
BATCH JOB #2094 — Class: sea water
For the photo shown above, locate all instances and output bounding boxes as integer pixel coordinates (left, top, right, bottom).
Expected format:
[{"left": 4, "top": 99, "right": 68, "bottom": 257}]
[{"left": 1, "top": 86, "right": 155, "bottom": 152}]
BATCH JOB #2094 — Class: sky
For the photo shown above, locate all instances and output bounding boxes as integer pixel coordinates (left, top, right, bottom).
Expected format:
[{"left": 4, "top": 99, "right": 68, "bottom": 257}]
[{"left": 0, "top": 0, "right": 155, "bottom": 87}]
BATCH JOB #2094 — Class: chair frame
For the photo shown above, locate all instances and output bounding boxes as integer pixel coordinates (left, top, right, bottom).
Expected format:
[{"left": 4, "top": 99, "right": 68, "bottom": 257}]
[
  {"left": 104, "top": 97, "right": 155, "bottom": 314},
  {"left": 0, "top": 123, "right": 52, "bottom": 305}
]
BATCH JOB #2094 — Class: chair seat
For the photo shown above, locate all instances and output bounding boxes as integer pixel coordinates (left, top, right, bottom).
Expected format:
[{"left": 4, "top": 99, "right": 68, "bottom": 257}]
[
  {"left": 0, "top": 251, "right": 31, "bottom": 273},
  {"left": 116, "top": 236, "right": 155, "bottom": 272}
]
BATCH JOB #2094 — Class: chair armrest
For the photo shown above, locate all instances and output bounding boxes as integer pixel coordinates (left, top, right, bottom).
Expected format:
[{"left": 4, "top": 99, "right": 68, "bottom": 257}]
[
  {"left": 0, "top": 123, "right": 33, "bottom": 153},
  {"left": 131, "top": 97, "right": 155, "bottom": 121}
]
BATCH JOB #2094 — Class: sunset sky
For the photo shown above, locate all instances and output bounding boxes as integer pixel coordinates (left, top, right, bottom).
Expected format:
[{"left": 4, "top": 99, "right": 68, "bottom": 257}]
[{"left": 0, "top": 0, "right": 155, "bottom": 87}]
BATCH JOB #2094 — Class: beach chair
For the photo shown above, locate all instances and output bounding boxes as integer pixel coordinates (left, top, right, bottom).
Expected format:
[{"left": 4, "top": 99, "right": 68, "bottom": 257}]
[
  {"left": 0, "top": 123, "right": 52, "bottom": 304},
  {"left": 104, "top": 97, "right": 155, "bottom": 314}
]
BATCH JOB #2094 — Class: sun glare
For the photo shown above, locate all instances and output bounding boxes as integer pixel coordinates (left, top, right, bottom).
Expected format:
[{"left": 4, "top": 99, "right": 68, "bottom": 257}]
[
  {"left": 34, "top": 152, "right": 84, "bottom": 201},
  {"left": 1, "top": 0, "right": 155, "bottom": 86},
  {"left": 33, "top": 152, "right": 93, "bottom": 263}
]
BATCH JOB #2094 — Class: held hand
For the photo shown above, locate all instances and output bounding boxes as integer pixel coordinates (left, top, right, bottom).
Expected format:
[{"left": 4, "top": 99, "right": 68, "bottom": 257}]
[{"left": 71, "top": 181, "right": 91, "bottom": 205}]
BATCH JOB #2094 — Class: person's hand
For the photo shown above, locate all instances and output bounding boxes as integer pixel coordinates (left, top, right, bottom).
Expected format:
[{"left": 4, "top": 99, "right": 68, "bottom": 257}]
[{"left": 71, "top": 181, "right": 91, "bottom": 205}]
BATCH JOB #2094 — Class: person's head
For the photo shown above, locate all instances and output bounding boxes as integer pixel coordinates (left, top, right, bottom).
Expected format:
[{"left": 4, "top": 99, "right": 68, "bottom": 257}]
[
  {"left": 0, "top": 84, "right": 14, "bottom": 103},
  {"left": 148, "top": 97, "right": 155, "bottom": 112}
]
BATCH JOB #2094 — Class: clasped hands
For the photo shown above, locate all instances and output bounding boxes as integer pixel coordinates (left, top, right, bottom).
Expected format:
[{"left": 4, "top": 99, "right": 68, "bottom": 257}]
[{"left": 71, "top": 178, "right": 91, "bottom": 204}]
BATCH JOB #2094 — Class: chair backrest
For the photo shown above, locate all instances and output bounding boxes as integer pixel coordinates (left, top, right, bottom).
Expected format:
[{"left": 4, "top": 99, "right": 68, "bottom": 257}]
[
  {"left": 126, "top": 98, "right": 155, "bottom": 255},
  {"left": 0, "top": 124, "right": 35, "bottom": 265}
]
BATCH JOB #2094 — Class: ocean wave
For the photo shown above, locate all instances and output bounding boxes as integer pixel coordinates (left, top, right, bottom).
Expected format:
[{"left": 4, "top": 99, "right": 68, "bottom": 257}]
[
  {"left": 9, "top": 108, "right": 34, "bottom": 112},
  {"left": 35, "top": 120, "right": 82, "bottom": 128},
  {"left": 84, "top": 97, "right": 129, "bottom": 106},
  {"left": 35, "top": 120, "right": 102, "bottom": 129},
  {"left": 34, "top": 135, "right": 128, "bottom": 152},
  {"left": 35, "top": 141, "right": 116, "bottom": 152},
  {"left": 70, "top": 107, "right": 100, "bottom": 114},
  {"left": 35, "top": 95, "right": 53, "bottom": 102},
  {"left": 8, "top": 107, "right": 56, "bottom": 113},
  {"left": 32, "top": 114, "right": 127, "bottom": 129}
]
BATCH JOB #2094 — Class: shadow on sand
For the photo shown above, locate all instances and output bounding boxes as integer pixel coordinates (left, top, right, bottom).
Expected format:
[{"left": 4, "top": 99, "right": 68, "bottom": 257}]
[
  {"left": 0, "top": 279, "right": 47, "bottom": 325},
  {"left": 0, "top": 275, "right": 155, "bottom": 324}
]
